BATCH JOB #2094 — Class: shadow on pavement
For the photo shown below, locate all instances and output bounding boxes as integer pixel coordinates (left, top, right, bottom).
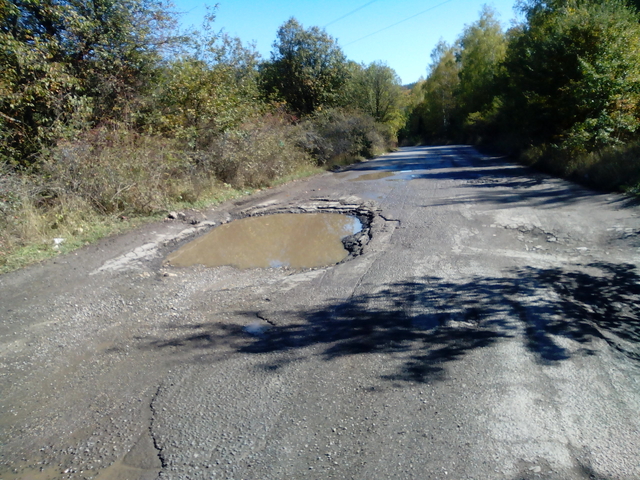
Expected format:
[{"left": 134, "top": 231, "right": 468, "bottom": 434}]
[
  {"left": 143, "top": 262, "right": 640, "bottom": 383},
  {"left": 343, "top": 145, "right": 627, "bottom": 209}
]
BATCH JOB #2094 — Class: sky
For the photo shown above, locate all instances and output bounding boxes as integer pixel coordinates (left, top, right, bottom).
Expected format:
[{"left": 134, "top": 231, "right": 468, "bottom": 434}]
[{"left": 171, "top": 0, "right": 520, "bottom": 85}]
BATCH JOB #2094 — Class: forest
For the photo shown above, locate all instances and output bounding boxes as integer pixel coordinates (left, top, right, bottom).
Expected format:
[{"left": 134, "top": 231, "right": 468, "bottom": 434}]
[{"left": 2, "top": 0, "right": 640, "bottom": 270}]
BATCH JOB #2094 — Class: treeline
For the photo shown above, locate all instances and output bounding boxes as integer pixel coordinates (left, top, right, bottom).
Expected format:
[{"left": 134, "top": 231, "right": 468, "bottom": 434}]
[
  {"left": 0, "top": 3, "right": 404, "bottom": 171},
  {"left": 402, "top": 0, "right": 640, "bottom": 191},
  {"left": 0, "top": 1, "right": 405, "bottom": 268},
  {"left": 4, "top": 0, "right": 640, "bottom": 269}
]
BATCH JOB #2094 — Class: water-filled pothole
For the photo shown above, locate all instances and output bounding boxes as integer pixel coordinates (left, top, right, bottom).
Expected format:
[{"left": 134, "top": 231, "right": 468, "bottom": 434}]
[
  {"left": 349, "top": 171, "right": 395, "bottom": 181},
  {"left": 166, "top": 213, "right": 363, "bottom": 269}
]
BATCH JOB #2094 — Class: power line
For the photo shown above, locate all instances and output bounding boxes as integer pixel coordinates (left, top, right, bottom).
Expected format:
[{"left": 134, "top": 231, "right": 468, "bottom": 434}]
[
  {"left": 344, "top": 0, "right": 455, "bottom": 47},
  {"left": 324, "top": 0, "right": 380, "bottom": 28}
]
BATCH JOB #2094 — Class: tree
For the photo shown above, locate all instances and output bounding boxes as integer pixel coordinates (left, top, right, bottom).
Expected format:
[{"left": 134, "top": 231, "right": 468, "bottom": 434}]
[
  {"left": 149, "top": 32, "right": 262, "bottom": 148},
  {"left": 259, "top": 18, "right": 348, "bottom": 115},
  {"left": 347, "top": 61, "right": 404, "bottom": 128},
  {"left": 0, "top": 0, "right": 176, "bottom": 165},
  {"left": 456, "top": 5, "right": 506, "bottom": 120},
  {"left": 419, "top": 41, "right": 460, "bottom": 140},
  {"left": 502, "top": 0, "right": 640, "bottom": 152}
]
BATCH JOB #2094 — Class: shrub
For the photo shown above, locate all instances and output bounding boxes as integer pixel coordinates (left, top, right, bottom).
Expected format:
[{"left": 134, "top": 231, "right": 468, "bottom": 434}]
[
  {"left": 199, "top": 114, "right": 311, "bottom": 189},
  {"left": 517, "top": 140, "right": 640, "bottom": 192},
  {"left": 297, "top": 108, "right": 393, "bottom": 165},
  {"left": 45, "top": 128, "right": 199, "bottom": 215},
  {"left": 565, "top": 142, "right": 640, "bottom": 191}
]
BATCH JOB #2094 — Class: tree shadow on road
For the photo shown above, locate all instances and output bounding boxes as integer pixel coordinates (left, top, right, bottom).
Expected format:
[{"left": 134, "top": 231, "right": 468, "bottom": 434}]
[
  {"left": 238, "top": 276, "right": 518, "bottom": 383},
  {"left": 144, "top": 262, "right": 640, "bottom": 383},
  {"left": 346, "top": 145, "right": 631, "bottom": 209}
]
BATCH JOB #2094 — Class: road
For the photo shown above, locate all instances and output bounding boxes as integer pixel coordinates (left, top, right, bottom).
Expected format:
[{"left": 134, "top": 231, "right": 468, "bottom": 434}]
[{"left": 1, "top": 145, "right": 640, "bottom": 480}]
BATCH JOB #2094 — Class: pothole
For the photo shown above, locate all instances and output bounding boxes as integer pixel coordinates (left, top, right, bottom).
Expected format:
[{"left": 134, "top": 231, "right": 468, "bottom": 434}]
[
  {"left": 349, "top": 171, "right": 395, "bottom": 181},
  {"left": 165, "top": 203, "right": 375, "bottom": 270}
]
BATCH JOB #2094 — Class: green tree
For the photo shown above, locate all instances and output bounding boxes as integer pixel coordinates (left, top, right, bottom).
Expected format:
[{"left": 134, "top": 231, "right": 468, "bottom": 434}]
[
  {"left": 0, "top": 0, "right": 175, "bottom": 165},
  {"left": 419, "top": 41, "right": 460, "bottom": 140},
  {"left": 347, "top": 61, "right": 404, "bottom": 129},
  {"left": 149, "top": 31, "right": 262, "bottom": 148},
  {"left": 456, "top": 5, "right": 506, "bottom": 123},
  {"left": 502, "top": 0, "right": 640, "bottom": 152},
  {"left": 259, "top": 18, "right": 348, "bottom": 115},
  {"left": 398, "top": 79, "right": 425, "bottom": 142}
]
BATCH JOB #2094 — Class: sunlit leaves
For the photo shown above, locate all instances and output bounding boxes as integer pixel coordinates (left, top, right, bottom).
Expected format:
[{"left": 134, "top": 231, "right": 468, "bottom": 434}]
[
  {"left": 345, "top": 61, "right": 404, "bottom": 132},
  {"left": 149, "top": 41, "right": 261, "bottom": 149},
  {"left": 502, "top": 0, "right": 640, "bottom": 152},
  {"left": 456, "top": 5, "right": 507, "bottom": 120},
  {"left": 0, "top": 0, "right": 176, "bottom": 165},
  {"left": 259, "top": 18, "right": 348, "bottom": 115},
  {"left": 411, "top": 41, "right": 460, "bottom": 141}
]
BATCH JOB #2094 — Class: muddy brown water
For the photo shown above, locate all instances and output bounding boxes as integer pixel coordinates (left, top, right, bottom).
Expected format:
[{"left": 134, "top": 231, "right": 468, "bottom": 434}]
[
  {"left": 349, "top": 171, "right": 395, "bottom": 181},
  {"left": 166, "top": 213, "right": 362, "bottom": 269}
]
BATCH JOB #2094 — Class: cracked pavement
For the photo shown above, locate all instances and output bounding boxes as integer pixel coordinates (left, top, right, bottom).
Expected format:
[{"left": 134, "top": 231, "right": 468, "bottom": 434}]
[{"left": 1, "top": 146, "right": 640, "bottom": 479}]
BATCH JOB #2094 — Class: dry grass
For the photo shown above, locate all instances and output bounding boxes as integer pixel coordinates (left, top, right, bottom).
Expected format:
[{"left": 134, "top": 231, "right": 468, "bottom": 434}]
[
  {"left": 201, "top": 115, "right": 313, "bottom": 188},
  {"left": 0, "top": 110, "right": 393, "bottom": 273},
  {"left": 517, "top": 141, "right": 640, "bottom": 193}
]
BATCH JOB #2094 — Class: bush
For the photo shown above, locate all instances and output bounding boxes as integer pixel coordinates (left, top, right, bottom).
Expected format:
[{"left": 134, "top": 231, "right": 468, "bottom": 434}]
[
  {"left": 201, "top": 114, "right": 311, "bottom": 189},
  {"left": 0, "top": 162, "right": 98, "bottom": 265},
  {"left": 517, "top": 140, "right": 640, "bottom": 192},
  {"left": 565, "top": 143, "right": 640, "bottom": 191},
  {"left": 502, "top": 0, "right": 640, "bottom": 153},
  {"left": 297, "top": 108, "right": 393, "bottom": 165},
  {"left": 45, "top": 129, "right": 200, "bottom": 215}
]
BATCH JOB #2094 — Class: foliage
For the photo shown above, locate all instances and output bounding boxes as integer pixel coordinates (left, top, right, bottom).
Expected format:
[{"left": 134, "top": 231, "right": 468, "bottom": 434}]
[
  {"left": 297, "top": 108, "right": 394, "bottom": 165},
  {"left": 455, "top": 6, "right": 507, "bottom": 137},
  {"left": 0, "top": 0, "right": 176, "bottom": 166},
  {"left": 259, "top": 18, "right": 348, "bottom": 115},
  {"left": 203, "top": 114, "right": 311, "bottom": 189},
  {"left": 145, "top": 32, "right": 262, "bottom": 149},
  {"left": 502, "top": 0, "right": 640, "bottom": 154},
  {"left": 0, "top": 6, "right": 406, "bottom": 272},
  {"left": 401, "top": 0, "right": 640, "bottom": 195},
  {"left": 398, "top": 80, "right": 426, "bottom": 144},
  {"left": 45, "top": 128, "right": 198, "bottom": 214},
  {"left": 344, "top": 61, "right": 405, "bottom": 132},
  {"left": 411, "top": 41, "right": 460, "bottom": 142},
  {"left": 401, "top": 6, "right": 506, "bottom": 145}
]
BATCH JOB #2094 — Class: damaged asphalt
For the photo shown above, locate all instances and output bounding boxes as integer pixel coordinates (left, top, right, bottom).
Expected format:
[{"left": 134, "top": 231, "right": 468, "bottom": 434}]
[{"left": 1, "top": 146, "right": 640, "bottom": 479}]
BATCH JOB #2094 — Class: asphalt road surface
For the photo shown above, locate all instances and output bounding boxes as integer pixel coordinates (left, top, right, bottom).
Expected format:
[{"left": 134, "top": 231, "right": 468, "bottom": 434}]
[{"left": 1, "top": 146, "right": 640, "bottom": 480}]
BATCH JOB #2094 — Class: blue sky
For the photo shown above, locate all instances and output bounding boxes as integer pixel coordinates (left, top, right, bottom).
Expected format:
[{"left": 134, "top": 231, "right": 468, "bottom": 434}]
[{"left": 172, "top": 0, "right": 520, "bottom": 85}]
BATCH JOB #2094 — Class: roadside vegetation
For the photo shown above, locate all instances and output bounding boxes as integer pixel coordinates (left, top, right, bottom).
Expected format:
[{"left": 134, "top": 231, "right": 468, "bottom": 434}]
[
  {"left": 401, "top": 0, "right": 640, "bottom": 193},
  {"left": 3, "top": 0, "right": 640, "bottom": 272},
  {"left": 0, "top": 4, "right": 402, "bottom": 272}
]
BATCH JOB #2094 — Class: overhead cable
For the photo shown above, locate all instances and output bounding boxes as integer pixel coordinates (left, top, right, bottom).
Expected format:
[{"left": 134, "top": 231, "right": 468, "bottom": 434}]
[
  {"left": 324, "top": 0, "right": 380, "bottom": 28},
  {"left": 344, "top": 0, "right": 454, "bottom": 46}
]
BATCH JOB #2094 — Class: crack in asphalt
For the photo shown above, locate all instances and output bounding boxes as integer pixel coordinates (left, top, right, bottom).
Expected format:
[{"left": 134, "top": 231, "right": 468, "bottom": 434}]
[
  {"left": 378, "top": 213, "right": 401, "bottom": 225},
  {"left": 256, "top": 312, "right": 277, "bottom": 326},
  {"left": 149, "top": 384, "right": 168, "bottom": 470}
]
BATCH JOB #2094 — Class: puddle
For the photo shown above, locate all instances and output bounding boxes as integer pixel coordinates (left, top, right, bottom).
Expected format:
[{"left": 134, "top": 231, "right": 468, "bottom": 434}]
[
  {"left": 166, "top": 213, "right": 362, "bottom": 269},
  {"left": 349, "top": 171, "right": 395, "bottom": 181},
  {"left": 0, "top": 466, "right": 64, "bottom": 480},
  {"left": 244, "top": 322, "right": 271, "bottom": 336}
]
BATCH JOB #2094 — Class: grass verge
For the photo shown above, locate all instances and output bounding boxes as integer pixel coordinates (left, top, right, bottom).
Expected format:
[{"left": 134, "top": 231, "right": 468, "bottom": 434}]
[
  {"left": 0, "top": 177, "right": 303, "bottom": 275},
  {"left": 1, "top": 109, "right": 395, "bottom": 274}
]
